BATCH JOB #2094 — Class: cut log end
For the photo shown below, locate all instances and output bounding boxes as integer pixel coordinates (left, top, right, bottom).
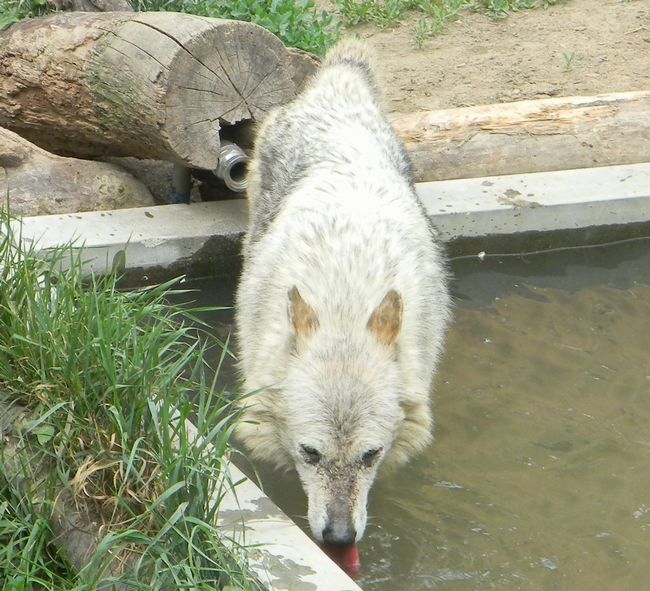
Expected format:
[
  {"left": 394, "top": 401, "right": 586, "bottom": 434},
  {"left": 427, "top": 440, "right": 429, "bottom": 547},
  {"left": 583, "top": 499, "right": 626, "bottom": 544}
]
[
  {"left": 85, "top": 12, "right": 297, "bottom": 169},
  {"left": 1, "top": 12, "right": 300, "bottom": 170},
  {"left": 161, "top": 17, "right": 296, "bottom": 167}
]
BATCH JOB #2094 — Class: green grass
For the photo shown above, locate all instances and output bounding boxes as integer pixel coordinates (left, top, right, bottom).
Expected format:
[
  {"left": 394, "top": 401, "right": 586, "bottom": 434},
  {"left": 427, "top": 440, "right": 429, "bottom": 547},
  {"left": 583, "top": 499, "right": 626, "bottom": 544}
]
[
  {"left": 333, "top": 0, "right": 566, "bottom": 46},
  {"left": 0, "top": 475, "right": 75, "bottom": 590},
  {"left": 0, "top": 0, "right": 48, "bottom": 29},
  {"left": 562, "top": 50, "right": 578, "bottom": 72},
  {"left": 133, "top": 0, "right": 341, "bottom": 55},
  {"left": 412, "top": 0, "right": 466, "bottom": 48},
  {"left": 0, "top": 213, "right": 257, "bottom": 590},
  {"left": 474, "top": 0, "right": 563, "bottom": 20},
  {"left": 334, "top": 0, "right": 418, "bottom": 28}
]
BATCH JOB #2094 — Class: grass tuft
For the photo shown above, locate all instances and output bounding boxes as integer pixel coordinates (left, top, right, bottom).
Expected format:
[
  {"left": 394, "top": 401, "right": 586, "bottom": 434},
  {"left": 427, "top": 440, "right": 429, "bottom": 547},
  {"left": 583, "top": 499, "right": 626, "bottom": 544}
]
[
  {"left": 335, "top": 0, "right": 418, "bottom": 28},
  {"left": 331, "top": 0, "right": 568, "bottom": 47},
  {"left": 562, "top": 50, "right": 578, "bottom": 72},
  {"left": 0, "top": 211, "right": 257, "bottom": 589},
  {"left": 473, "top": 0, "right": 564, "bottom": 20},
  {"left": 0, "top": 0, "right": 48, "bottom": 29}
]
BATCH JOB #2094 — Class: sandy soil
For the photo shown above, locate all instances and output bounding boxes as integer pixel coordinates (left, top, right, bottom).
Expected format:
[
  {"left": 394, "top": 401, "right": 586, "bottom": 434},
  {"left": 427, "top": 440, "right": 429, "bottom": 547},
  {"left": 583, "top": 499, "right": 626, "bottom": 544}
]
[{"left": 344, "top": 0, "right": 650, "bottom": 113}]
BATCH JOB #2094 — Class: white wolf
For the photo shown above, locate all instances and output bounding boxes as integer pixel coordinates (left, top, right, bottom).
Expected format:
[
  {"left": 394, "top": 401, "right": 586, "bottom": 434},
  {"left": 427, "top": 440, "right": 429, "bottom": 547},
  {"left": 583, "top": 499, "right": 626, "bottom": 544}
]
[{"left": 235, "top": 39, "right": 450, "bottom": 546}]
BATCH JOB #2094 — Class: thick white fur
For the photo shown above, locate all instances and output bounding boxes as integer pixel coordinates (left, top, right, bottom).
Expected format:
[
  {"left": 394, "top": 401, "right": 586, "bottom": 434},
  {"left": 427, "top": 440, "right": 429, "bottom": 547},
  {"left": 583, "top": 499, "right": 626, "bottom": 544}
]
[{"left": 235, "top": 39, "right": 451, "bottom": 541}]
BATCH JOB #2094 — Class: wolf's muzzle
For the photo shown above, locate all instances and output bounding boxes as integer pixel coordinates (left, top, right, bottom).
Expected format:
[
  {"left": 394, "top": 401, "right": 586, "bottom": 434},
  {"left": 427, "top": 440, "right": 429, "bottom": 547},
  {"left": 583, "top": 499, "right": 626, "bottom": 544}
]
[{"left": 322, "top": 521, "right": 357, "bottom": 546}]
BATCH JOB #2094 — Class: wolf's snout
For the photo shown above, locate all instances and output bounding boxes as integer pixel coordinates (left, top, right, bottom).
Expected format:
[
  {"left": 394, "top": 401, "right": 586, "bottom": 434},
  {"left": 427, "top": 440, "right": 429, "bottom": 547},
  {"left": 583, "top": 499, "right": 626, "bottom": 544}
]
[{"left": 322, "top": 522, "right": 357, "bottom": 546}]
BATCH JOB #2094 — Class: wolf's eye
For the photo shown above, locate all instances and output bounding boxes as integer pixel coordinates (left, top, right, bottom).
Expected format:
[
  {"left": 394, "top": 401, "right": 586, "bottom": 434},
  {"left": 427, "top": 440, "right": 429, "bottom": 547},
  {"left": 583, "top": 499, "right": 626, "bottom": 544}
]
[
  {"left": 300, "top": 444, "right": 322, "bottom": 465},
  {"left": 362, "top": 448, "right": 382, "bottom": 467}
]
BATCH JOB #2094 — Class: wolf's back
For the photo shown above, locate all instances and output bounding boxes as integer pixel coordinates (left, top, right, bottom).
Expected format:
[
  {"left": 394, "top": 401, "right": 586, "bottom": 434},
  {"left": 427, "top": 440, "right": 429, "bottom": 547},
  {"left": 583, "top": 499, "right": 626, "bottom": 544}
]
[
  {"left": 304, "top": 38, "right": 384, "bottom": 113},
  {"left": 319, "top": 38, "right": 378, "bottom": 93},
  {"left": 322, "top": 38, "right": 373, "bottom": 69},
  {"left": 244, "top": 38, "right": 404, "bottom": 249}
]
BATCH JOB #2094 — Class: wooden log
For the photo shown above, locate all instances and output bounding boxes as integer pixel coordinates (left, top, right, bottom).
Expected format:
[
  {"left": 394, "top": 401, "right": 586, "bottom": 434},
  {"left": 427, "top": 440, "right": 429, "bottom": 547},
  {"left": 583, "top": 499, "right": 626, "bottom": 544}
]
[
  {"left": 1, "top": 126, "right": 154, "bottom": 216},
  {"left": 287, "top": 47, "right": 320, "bottom": 93},
  {"left": 389, "top": 91, "right": 650, "bottom": 182},
  {"left": 0, "top": 12, "right": 296, "bottom": 169}
]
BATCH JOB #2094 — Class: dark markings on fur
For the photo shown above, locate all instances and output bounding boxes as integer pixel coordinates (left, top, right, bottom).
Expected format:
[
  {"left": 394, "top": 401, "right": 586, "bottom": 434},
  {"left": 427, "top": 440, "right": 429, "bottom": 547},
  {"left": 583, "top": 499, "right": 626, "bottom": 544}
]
[{"left": 334, "top": 59, "right": 377, "bottom": 93}]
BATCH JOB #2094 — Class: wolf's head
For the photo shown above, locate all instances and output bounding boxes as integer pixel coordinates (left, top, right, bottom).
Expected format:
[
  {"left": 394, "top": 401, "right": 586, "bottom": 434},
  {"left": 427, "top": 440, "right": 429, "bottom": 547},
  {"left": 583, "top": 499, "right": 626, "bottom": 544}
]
[{"left": 279, "top": 287, "right": 405, "bottom": 545}]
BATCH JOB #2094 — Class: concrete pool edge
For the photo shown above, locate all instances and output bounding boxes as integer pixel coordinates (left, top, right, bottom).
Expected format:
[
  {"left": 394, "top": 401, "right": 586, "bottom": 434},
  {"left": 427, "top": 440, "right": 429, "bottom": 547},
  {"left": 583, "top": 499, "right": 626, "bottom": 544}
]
[
  {"left": 217, "top": 462, "right": 363, "bottom": 591},
  {"left": 16, "top": 162, "right": 650, "bottom": 286}
]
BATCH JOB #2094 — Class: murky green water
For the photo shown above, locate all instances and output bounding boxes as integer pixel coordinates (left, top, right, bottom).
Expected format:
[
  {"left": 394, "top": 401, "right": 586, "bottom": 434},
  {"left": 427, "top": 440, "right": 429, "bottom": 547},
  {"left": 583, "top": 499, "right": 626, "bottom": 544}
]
[
  {"left": 185, "top": 237, "right": 650, "bottom": 590},
  {"left": 354, "top": 240, "right": 650, "bottom": 591}
]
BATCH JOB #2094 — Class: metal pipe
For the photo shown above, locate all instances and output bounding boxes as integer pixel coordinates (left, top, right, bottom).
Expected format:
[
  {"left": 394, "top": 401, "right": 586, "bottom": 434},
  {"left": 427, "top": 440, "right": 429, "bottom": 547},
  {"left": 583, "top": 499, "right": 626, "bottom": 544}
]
[
  {"left": 171, "top": 163, "right": 192, "bottom": 204},
  {"left": 214, "top": 140, "right": 249, "bottom": 193}
]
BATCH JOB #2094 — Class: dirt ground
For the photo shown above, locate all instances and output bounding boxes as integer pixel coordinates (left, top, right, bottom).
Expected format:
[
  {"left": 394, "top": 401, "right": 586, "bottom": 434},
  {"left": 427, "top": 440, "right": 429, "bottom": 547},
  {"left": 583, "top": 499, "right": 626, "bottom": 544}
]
[{"left": 345, "top": 0, "right": 650, "bottom": 113}]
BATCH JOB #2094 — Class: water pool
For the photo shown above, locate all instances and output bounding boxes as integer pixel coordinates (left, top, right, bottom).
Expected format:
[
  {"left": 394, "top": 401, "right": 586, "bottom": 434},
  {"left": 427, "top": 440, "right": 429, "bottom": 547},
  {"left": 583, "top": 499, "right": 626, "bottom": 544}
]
[{"left": 183, "top": 236, "right": 650, "bottom": 590}]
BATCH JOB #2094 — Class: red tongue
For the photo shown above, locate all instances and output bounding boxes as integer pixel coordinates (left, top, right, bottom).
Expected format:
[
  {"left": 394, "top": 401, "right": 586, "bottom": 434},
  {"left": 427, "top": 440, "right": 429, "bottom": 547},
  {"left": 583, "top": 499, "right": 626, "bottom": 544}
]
[{"left": 321, "top": 543, "right": 361, "bottom": 577}]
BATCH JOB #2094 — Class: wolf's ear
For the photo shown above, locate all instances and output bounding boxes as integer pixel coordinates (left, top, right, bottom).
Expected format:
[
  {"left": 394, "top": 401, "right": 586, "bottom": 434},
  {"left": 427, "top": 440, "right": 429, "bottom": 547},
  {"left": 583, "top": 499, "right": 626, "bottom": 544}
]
[
  {"left": 367, "top": 290, "right": 402, "bottom": 346},
  {"left": 288, "top": 286, "right": 319, "bottom": 338}
]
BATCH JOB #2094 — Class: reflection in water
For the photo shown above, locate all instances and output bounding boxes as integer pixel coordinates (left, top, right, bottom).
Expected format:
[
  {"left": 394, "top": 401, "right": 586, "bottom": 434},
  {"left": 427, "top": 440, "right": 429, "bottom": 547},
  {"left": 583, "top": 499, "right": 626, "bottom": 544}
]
[{"left": 186, "top": 238, "right": 650, "bottom": 590}]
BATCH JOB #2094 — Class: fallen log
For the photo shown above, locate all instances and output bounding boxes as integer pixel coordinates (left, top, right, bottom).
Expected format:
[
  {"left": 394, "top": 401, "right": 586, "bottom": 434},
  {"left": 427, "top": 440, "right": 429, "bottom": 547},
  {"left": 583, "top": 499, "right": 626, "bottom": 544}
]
[
  {"left": 0, "top": 12, "right": 296, "bottom": 169},
  {"left": 1, "top": 126, "right": 154, "bottom": 216},
  {"left": 389, "top": 91, "right": 650, "bottom": 182}
]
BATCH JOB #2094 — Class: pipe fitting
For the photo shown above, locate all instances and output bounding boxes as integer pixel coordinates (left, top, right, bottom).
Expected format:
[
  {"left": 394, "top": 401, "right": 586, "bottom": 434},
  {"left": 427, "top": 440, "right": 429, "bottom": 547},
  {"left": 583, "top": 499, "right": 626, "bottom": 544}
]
[{"left": 214, "top": 141, "right": 249, "bottom": 193}]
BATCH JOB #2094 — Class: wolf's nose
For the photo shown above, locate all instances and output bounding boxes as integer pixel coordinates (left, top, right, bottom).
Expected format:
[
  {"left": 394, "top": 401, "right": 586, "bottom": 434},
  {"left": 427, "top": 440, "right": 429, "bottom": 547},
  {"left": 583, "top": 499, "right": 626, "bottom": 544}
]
[{"left": 322, "top": 524, "right": 357, "bottom": 546}]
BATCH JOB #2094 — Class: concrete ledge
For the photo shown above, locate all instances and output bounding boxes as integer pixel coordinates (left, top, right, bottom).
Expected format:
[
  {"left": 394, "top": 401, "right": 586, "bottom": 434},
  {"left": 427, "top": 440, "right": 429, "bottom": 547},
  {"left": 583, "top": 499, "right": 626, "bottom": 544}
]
[
  {"left": 17, "top": 200, "right": 248, "bottom": 285},
  {"left": 421, "top": 162, "right": 650, "bottom": 239},
  {"left": 16, "top": 163, "right": 650, "bottom": 283},
  {"left": 218, "top": 464, "right": 362, "bottom": 591}
]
